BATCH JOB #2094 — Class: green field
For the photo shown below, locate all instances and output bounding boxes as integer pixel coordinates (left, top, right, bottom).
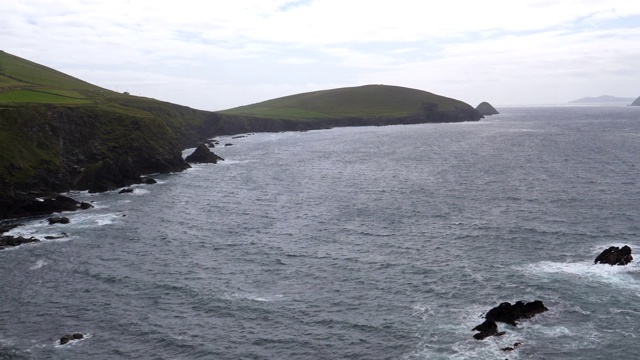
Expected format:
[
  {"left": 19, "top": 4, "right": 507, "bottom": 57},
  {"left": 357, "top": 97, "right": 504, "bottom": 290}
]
[{"left": 0, "top": 89, "right": 93, "bottom": 104}]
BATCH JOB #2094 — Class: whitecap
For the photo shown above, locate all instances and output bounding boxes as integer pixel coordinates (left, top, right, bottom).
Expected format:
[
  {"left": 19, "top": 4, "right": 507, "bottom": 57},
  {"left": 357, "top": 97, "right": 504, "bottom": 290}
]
[
  {"left": 29, "top": 259, "right": 48, "bottom": 270},
  {"left": 224, "top": 292, "right": 284, "bottom": 302},
  {"left": 517, "top": 259, "right": 640, "bottom": 289}
]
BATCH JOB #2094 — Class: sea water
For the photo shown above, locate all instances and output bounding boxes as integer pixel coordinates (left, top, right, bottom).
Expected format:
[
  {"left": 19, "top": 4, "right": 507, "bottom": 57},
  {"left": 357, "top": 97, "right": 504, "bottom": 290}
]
[{"left": 1, "top": 106, "right": 639, "bottom": 359}]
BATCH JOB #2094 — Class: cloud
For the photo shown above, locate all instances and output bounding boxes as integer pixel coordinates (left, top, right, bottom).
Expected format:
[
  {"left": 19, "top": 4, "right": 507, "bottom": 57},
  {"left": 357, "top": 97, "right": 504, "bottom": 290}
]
[{"left": 2, "top": 0, "right": 640, "bottom": 108}]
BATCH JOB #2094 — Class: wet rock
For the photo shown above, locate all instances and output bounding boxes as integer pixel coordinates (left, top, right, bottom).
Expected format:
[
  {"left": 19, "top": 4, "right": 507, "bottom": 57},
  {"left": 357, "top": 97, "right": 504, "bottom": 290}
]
[
  {"left": 485, "top": 300, "right": 548, "bottom": 326},
  {"left": 0, "top": 223, "right": 23, "bottom": 234},
  {"left": 185, "top": 144, "right": 225, "bottom": 164},
  {"left": 48, "top": 216, "right": 70, "bottom": 225},
  {"left": 118, "top": 188, "right": 134, "bottom": 194},
  {"left": 59, "top": 333, "right": 83, "bottom": 345},
  {"left": 472, "top": 319, "right": 505, "bottom": 340},
  {"left": 224, "top": 143, "right": 233, "bottom": 147},
  {"left": 143, "top": 178, "right": 157, "bottom": 184},
  {"left": 0, "top": 235, "right": 39, "bottom": 249},
  {"left": 594, "top": 245, "right": 633, "bottom": 266},
  {"left": 44, "top": 232, "right": 69, "bottom": 240},
  {"left": 501, "top": 342, "right": 522, "bottom": 352}
]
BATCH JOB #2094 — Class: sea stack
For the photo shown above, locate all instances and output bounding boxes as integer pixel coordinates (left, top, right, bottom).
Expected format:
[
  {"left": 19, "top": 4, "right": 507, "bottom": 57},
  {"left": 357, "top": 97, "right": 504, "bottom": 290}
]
[
  {"left": 631, "top": 96, "right": 640, "bottom": 106},
  {"left": 476, "top": 102, "right": 499, "bottom": 115}
]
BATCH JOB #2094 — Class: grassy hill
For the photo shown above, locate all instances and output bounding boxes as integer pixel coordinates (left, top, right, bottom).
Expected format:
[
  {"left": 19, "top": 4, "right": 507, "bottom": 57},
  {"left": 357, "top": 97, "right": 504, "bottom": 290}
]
[
  {"left": 0, "top": 50, "right": 219, "bottom": 205},
  {"left": 220, "top": 84, "right": 470, "bottom": 120}
]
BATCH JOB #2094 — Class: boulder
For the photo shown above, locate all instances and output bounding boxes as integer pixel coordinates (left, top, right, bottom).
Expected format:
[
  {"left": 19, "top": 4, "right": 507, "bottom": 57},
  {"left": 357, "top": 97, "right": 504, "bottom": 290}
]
[
  {"left": 485, "top": 300, "right": 548, "bottom": 326},
  {"left": 118, "top": 188, "right": 134, "bottom": 194},
  {"left": 143, "top": 178, "right": 157, "bottom": 184},
  {"left": 594, "top": 245, "right": 633, "bottom": 265},
  {"left": 48, "top": 216, "right": 70, "bottom": 225},
  {"left": 185, "top": 144, "right": 225, "bottom": 164},
  {"left": 476, "top": 102, "right": 499, "bottom": 116},
  {"left": 44, "top": 232, "right": 69, "bottom": 240}
]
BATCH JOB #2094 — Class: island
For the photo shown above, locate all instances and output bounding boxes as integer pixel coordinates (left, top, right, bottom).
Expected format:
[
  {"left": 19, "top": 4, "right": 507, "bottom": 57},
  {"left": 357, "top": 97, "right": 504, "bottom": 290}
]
[
  {"left": 569, "top": 95, "right": 636, "bottom": 104},
  {"left": 631, "top": 96, "right": 640, "bottom": 106},
  {"left": 0, "top": 50, "right": 482, "bottom": 219},
  {"left": 475, "top": 102, "right": 499, "bottom": 115}
]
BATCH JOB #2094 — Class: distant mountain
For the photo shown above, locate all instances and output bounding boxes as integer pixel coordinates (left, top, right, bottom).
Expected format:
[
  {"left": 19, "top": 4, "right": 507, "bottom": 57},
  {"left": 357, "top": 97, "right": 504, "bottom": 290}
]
[{"left": 569, "top": 95, "right": 636, "bottom": 104}]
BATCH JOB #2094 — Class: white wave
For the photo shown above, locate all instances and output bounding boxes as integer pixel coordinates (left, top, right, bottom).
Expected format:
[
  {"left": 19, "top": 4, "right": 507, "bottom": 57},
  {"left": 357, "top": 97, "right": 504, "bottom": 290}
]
[
  {"left": 29, "top": 259, "right": 48, "bottom": 270},
  {"left": 224, "top": 292, "right": 284, "bottom": 302},
  {"left": 517, "top": 259, "right": 640, "bottom": 289}
]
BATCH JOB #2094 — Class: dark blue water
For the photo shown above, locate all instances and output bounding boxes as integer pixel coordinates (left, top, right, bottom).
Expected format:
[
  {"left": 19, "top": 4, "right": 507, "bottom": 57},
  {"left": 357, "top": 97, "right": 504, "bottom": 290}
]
[{"left": 1, "top": 106, "right": 639, "bottom": 359}]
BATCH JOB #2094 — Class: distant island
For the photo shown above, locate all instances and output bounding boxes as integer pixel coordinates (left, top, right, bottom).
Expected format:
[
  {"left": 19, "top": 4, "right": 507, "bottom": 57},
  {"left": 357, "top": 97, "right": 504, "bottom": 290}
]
[
  {"left": 0, "top": 51, "right": 482, "bottom": 219},
  {"left": 475, "top": 102, "right": 499, "bottom": 116},
  {"left": 569, "top": 95, "right": 636, "bottom": 104},
  {"left": 632, "top": 96, "right": 640, "bottom": 106}
]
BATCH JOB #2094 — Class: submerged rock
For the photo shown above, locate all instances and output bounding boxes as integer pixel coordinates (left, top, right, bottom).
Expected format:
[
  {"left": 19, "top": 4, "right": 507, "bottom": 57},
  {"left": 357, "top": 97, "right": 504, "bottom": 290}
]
[
  {"left": 594, "top": 245, "right": 633, "bottom": 265},
  {"left": 59, "top": 333, "right": 84, "bottom": 345},
  {"left": 118, "top": 188, "right": 134, "bottom": 194}
]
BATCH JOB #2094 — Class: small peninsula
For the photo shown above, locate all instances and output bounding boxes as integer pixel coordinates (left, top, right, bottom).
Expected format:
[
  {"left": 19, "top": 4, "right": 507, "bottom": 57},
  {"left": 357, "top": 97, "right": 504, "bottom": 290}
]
[{"left": 0, "top": 51, "right": 482, "bottom": 219}]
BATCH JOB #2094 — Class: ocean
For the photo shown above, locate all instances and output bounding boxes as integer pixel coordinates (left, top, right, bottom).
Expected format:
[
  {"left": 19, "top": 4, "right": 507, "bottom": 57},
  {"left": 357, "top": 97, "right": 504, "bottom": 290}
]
[{"left": 1, "top": 106, "right": 639, "bottom": 359}]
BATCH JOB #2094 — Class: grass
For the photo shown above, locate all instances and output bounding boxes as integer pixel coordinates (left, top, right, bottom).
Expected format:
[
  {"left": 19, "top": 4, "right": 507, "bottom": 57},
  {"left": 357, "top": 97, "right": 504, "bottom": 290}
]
[
  {"left": 0, "top": 89, "right": 93, "bottom": 104},
  {"left": 220, "top": 84, "right": 465, "bottom": 120}
]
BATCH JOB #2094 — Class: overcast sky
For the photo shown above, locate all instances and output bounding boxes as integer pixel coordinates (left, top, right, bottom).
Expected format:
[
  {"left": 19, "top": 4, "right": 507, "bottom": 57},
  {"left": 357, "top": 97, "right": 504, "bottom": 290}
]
[{"left": 2, "top": 1, "right": 640, "bottom": 110}]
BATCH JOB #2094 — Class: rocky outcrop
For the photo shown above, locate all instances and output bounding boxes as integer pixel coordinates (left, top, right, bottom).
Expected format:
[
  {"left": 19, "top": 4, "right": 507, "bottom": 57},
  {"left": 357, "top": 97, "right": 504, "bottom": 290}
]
[
  {"left": 595, "top": 245, "right": 633, "bottom": 265},
  {"left": 476, "top": 102, "right": 499, "bottom": 115},
  {"left": 472, "top": 300, "right": 548, "bottom": 340},
  {"left": 185, "top": 144, "right": 225, "bottom": 164},
  {"left": 631, "top": 96, "right": 640, "bottom": 106},
  {"left": 0, "top": 194, "right": 92, "bottom": 220},
  {"left": 0, "top": 235, "right": 39, "bottom": 249}
]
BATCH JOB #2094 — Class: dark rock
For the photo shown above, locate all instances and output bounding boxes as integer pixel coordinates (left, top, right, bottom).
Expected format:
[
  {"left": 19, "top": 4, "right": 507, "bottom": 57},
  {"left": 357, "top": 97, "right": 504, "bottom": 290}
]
[
  {"left": 0, "top": 193, "right": 91, "bottom": 220},
  {"left": 232, "top": 135, "right": 246, "bottom": 139},
  {"left": 595, "top": 245, "right": 633, "bottom": 265},
  {"left": 472, "top": 320, "right": 505, "bottom": 340},
  {"left": 0, "top": 235, "right": 39, "bottom": 249},
  {"left": 485, "top": 300, "right": 548, "bottom": 326},
  {"left": 80, "top": 202, "right": 93, "bottom": 210},
  {"left": 44, "top": 232, "right": 69, "bottom": 240},
  {"left": 224, "top": 143, "right": 233, "bottom": 147},
  {"left": 143, "top": 178, "right": 157, "bottom": 184},
  {"left": 60, "top": 333, "right": 84, "bottom": 345},
  {"left": 0, "top": 223, "right": 23, "bottom": 234},
  {"left": 118, "top": 188, "right": 134, "bottom": 194},
  {"left": 48, "top": 216, "right": 70, "bottom": 225},
  {"left": 185, "top": 144, "right": 225, "bottom": 164},
  {"left": 476, "top": 102, "right": 499, "bottom": 116},
  {"left": 501, "top": 342, "right": 522, "bottom": 352}
]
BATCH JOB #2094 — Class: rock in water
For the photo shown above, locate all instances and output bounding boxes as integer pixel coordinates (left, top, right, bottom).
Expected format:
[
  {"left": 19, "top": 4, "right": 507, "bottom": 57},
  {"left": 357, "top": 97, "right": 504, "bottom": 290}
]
[
  {"left": 485, "top": 300, "right": 548, "bottom": 326},
  {"left": 594, "top": 245, "right": 633, "bottom": 265},
  {"left": 475, "top": 102, "right": 499, "bottom": 116},
  {"left": 48, "top": 216, "right": 70, "bottom": 225},
  {"left": 472, "top": 319, "right": 505, "bottom": 340},
  {"left": 185, "top": 144, "right": 225, "bottom": 164}
]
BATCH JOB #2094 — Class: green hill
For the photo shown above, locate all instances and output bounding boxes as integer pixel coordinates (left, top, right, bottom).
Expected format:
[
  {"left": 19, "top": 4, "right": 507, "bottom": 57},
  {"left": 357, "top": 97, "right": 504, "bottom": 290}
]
[
  {"left": 0, "top": 50, "right": 219, "bottom": 213},
  {"left": 221, "top": 84, "right": 475, "bottom": 120}
]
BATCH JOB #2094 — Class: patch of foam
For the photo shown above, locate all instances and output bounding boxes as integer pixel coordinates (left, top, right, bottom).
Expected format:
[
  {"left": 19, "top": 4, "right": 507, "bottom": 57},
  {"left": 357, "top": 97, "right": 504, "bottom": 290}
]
[
  {"left": 518, "top": 259, "right": 640, "bottom": 289},
  {"left": 224, "top": 292, "right": 284, "bottom": 302},
  {"left": 29, "top": 259, "right": 48, "bottom": 270}
]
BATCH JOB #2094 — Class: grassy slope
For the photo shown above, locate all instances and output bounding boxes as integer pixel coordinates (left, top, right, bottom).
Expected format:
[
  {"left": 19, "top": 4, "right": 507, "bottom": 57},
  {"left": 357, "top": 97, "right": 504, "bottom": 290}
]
[
  {"left": 0, "top": 51, "right": 215, "bottom": 195},
  {"left": 220, "top": 84, "right": 466, "bottom": 120}
]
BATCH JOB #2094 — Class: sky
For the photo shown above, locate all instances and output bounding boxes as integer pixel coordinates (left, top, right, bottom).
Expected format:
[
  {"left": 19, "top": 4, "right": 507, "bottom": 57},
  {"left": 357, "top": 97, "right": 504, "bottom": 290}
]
[{"left": 2, "top": 0, "right": 640, "bottom": 111}]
